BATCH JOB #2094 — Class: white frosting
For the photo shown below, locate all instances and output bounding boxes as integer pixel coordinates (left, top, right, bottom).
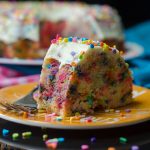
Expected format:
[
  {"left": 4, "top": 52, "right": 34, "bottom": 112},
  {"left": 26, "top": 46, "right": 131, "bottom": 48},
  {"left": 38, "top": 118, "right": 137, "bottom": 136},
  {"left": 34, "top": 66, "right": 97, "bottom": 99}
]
[{"left": 45, "top": 41, "right": 90, "bottom": 67}]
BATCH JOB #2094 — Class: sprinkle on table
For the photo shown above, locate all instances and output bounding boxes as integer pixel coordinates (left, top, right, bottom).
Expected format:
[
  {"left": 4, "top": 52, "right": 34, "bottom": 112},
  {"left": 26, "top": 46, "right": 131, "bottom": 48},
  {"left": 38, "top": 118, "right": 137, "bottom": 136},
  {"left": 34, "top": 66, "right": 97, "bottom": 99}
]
[
  {"left": 22, "top": 131, "right": 32, "bottom": 139},
  {"left": 43, "top": 134, "right": 48, "bottom": 141},
  {"left": 131, "top": 145, "right": 139, "bottom": 150},
  {"left": 90, "top": 137, "right": 96, "bottom": 143},
  {"left": 12, "top": 133, "right": 19, "bottom": 141},
  {"left": 108, "top": 147, "right": 116, "bottom": 150},
  {"left": 45, "top": 141, "right": 58, "bottom": 149},
  {"left": 2, "top": 129, "right": 9, "bottom": 137},
  {"left": 119, "top": 137, "right": 127, "bottom": 144},
  {"left": 81, "top": 144, "right": 89, "bottom": 150},
  {"left": 58, "top": 137, "right": 65, "bottom": 142}
]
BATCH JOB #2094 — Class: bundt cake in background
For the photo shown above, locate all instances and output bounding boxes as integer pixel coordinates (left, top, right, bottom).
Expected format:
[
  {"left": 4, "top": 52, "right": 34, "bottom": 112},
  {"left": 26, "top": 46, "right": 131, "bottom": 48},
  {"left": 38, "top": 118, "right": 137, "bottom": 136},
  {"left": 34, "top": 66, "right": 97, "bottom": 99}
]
[
  {"left": 36, "top": 36, "right": 132, "bottom": 117},
  {"left": 0, "top": 2, "right": 124, "bottom": 59}
]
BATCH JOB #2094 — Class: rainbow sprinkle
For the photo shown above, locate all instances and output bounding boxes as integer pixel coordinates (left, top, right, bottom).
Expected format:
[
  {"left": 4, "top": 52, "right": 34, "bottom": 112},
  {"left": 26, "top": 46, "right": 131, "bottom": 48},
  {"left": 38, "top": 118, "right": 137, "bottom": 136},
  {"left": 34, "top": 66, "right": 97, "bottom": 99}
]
[{"left": 50, "top": 35, "right": 120, "bottom": 55}]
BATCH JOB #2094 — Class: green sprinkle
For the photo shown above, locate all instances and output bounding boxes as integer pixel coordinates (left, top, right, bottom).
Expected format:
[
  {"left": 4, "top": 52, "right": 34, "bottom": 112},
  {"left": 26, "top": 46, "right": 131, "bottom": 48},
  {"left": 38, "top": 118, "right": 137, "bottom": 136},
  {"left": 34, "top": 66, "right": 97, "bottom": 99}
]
[
  {"left": 119, "top": 137, "right": 127, "bottom": 144},
  {"left": 87, "top": 94, "right": 93, "bottom": 107},
  {"left": 12, "top": 133, "right": 19, "bottom": 140},
  {"left": 79, "top": 54, "right": 83, "bottom": 60},
  {"left": 43, "top": 134, "right": 48, "bottom": 141},
  {"left": 56, "top": 116, "right": 62, "bottom": 121},
  {"left": 22, "top": 132, "right": 32, "bottom": 139}
]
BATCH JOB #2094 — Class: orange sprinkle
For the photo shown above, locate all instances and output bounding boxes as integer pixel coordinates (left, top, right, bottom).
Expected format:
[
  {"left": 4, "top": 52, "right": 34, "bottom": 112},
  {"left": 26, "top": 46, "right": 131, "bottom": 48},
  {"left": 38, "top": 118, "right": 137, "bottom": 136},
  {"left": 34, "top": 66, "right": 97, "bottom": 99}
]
[
  {"left": 119, "top": 51, "right": 123, "bottom": 55},
  {"left": 23, "top": 112, "right": 28, "bottom": 118},
  {"left": 108, "top": 147, "right": 116, "bottom": 150},
  {"left": 71, "top": 62, "right": 77, "bottom": 66},
  {"left": 100, "top": 42, "right": 104, "bottom": 47}
]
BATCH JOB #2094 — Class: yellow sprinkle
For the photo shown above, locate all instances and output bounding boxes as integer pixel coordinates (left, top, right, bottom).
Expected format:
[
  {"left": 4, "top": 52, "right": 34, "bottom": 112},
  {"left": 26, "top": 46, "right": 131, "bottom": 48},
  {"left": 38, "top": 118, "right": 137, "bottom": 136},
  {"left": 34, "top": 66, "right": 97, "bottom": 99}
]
[
  {"left": 63, "top": 38, "right": 68, "bottom": 42},
  {"left": 75, "top": 112, "right": 80, "bottom": 116},
  {"left": 109, "top": 109, "right": 114, "bottom": 112},
  {"left": 82, "top": 41, "right": 86, "bottom": 44},
  {"left": 119, "top": 51, "right": 123, "bottom": 55},
  {"left": 113, "top": 45, "right": 116, "bottom": 48},
  {"left": 38, "top": 109, "right": 46, "bottom": 113},
  {"left": 58, "top": 39, "right": 62, "bottom": 43},
  {"left": 88, "top": 40, "right": 93, "bottom": 43},
  {"left": 103, "top": 43, "right": 109, "bottom": 51},
  {"left": 59, "top": 37, "right": 62, "bottom": 40},
  {"left": 125, "top": 63, "right": 129, "bottom": 67},
  {"left": 70, "top": 117, "right": 74, "bottom": 122}
]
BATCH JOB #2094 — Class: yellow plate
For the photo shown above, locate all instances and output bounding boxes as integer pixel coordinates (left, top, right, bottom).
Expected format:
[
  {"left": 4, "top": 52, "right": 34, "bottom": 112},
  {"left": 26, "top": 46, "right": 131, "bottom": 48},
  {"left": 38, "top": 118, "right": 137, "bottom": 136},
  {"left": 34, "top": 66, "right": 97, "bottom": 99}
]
[{"left": 0, "top": 83, "right": 149, "bottom": 129}]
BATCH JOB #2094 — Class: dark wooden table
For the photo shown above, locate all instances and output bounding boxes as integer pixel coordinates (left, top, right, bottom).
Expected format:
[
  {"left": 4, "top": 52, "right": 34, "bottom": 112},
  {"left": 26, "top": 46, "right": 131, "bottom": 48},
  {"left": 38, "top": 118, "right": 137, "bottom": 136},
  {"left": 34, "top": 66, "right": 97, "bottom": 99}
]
[{"left": 0, "top": 118, "right": 150, "bottom": 150}]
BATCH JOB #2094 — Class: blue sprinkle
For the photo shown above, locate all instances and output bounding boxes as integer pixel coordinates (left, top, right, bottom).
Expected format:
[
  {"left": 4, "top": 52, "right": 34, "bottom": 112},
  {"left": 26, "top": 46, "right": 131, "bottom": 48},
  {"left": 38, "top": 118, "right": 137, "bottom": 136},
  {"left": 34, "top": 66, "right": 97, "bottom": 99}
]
[
  {"left": 49, "top": 75, "right": 54, "bottom": 81},
  {"left": 56, "top": 116, "right": 62, "bottom": 121},
  {"left": 68, "top": 37, "right": 73, "bottom": 42},
  {"left": 71, "top": 51, "right": 76, "bottom": 56},
  {"left": 82, "top": 37, "right": 88, "bottom": 41},
  {"left": 2, "top": 129, "right": 9, "bottom": 137},
  {"left": 47, "top": 64, "right": 52, "bottom": 69},
  {"left": 58, "top": 137, "right": 65, "bottom": 142},
  {"left": 90, "top": 44, "right": 94, "bottom": 48}
]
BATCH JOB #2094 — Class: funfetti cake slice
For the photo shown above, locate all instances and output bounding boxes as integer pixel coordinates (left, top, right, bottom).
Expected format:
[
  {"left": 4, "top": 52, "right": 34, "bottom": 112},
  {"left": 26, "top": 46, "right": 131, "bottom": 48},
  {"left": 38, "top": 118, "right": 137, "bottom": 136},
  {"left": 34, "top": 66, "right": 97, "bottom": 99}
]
[{"left": 37, "top": 36, "right": 132, "bottom": 117}]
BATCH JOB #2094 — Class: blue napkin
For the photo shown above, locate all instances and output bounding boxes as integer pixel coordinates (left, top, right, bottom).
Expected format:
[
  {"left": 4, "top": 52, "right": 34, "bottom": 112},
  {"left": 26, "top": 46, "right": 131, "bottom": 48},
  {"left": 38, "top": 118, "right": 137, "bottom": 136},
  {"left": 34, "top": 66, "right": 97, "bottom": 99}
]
[{"left": 125, "top": 21, "right": 150, "bottom": 88}]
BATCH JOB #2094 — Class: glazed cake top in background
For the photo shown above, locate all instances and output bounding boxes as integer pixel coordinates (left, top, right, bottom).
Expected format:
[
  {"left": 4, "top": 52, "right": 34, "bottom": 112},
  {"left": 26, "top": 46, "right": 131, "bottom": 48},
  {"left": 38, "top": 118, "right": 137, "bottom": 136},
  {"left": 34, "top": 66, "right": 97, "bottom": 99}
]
[
  {"left": 45, "top": 36, "right": 121, "bottom": 67},
  {"left": 0, "top": 2, "right": 124, "bottom": 44}
]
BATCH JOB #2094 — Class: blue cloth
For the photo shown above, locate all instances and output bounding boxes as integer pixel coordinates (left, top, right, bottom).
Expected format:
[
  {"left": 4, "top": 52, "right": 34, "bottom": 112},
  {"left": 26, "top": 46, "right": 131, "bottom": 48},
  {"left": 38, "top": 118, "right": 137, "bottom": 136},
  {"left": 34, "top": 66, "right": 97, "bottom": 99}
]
[{"left": 125, "top": 21, "right": 150, "bottom": 88}]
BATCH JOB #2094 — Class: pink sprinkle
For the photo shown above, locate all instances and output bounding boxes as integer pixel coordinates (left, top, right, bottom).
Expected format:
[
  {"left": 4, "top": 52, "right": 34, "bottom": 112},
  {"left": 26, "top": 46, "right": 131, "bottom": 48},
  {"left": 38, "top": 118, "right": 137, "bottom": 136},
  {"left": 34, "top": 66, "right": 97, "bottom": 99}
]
[
  {"left": 81, "top": 144, "right": 89, "bottom": 150},
  {"left": 73, "top": 37, "right": 77, "bottom": 42},
  {"left": 86, "top": 119, "right": 92, "bottom": 123},
  {"left": 45, "top": 113, "right": 57, "bottom": 122},
  {"left": 51, "top": 39, "right": 57, "bottom": 44},
  {"left": 56, "top": 34, "right": 60, "bottom": 40}
]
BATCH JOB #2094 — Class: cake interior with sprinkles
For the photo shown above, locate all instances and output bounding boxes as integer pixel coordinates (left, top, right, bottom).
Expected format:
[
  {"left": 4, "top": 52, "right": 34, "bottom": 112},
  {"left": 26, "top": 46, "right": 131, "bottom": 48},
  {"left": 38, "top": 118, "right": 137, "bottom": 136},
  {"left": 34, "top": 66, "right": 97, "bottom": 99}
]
[{"left": 36, "top": 36, "right": 132, "bottom": 117}]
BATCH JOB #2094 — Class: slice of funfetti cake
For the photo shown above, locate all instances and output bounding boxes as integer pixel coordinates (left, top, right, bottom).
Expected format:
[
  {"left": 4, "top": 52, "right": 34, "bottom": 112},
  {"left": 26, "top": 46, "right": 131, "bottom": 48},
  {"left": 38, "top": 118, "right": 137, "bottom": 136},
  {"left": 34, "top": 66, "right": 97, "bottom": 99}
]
[{"left": 37, "top": 36, "right": 132, "bottom": 117}]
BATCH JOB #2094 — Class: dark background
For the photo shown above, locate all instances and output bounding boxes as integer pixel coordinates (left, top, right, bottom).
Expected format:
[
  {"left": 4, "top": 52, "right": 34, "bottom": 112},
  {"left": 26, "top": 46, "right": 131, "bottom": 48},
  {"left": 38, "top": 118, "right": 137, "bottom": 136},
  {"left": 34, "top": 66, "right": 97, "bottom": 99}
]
[{"left": 4, "top": 0, "right": 150, "bottom": 28}]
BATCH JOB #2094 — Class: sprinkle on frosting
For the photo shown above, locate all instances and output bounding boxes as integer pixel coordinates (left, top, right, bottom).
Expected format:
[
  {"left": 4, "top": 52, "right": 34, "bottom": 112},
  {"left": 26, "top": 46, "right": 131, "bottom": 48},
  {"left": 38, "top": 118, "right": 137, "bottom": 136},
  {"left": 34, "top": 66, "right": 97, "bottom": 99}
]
[
  {"left": 90, "top": 44, "right": 94, "bottom": 48},
  {"left": 48, "top": 36, "right": 120, "bottom": 68}
]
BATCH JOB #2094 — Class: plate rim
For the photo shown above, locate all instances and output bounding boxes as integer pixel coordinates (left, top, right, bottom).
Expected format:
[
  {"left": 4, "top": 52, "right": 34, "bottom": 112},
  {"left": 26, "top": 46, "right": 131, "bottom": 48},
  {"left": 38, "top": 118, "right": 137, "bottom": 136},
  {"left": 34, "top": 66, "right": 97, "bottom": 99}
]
[
  {"left": 0, "top": 111, "right": 150, "bottom": 130},
  {"left": 0, "top": 83, "right": 149, "bottom": 129},
  {"left": 0, "top": 42, "right": 144, "bottom": 66}
]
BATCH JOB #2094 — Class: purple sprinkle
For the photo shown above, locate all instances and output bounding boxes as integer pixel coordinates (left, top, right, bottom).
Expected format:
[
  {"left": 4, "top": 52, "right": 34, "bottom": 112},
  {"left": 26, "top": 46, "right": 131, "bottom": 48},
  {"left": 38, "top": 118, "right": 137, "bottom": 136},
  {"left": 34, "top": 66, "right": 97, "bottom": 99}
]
[
  {"left": 112, "top": 48, "right": 117, "bottom": 54},
  {"left": 81, "top": 144, "right": 89, "bottom": 150},
  {"left": 131, "top": 145, "right": 139, "bottom": 150},
  {"left": 71, "top": 51, "right": 76, "bottom": 56},
  {"left": 90, "top": 137, "right": 96, "bottom": 142},
  {"left": 125, "top": 109, "right": 131, "bottom": 113}
]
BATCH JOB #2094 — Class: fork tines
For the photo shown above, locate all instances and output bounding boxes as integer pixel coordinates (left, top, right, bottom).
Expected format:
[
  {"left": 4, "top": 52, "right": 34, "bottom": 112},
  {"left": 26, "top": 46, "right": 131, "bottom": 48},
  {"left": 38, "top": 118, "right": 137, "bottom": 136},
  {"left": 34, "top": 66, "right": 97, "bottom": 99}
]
[{"left": 0, "top": 102, "right": 37, "bottom": 114}]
